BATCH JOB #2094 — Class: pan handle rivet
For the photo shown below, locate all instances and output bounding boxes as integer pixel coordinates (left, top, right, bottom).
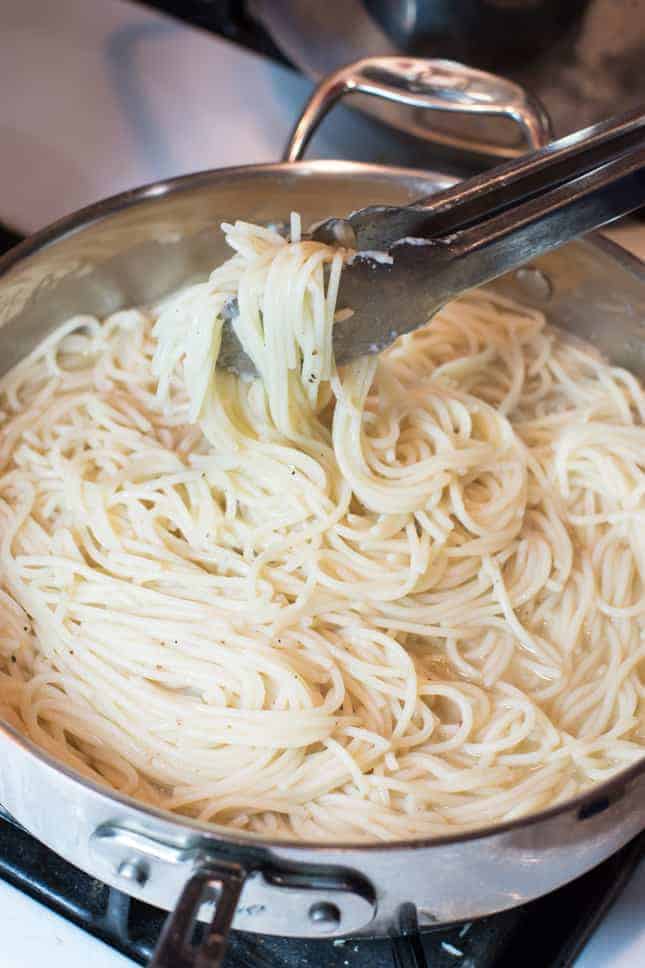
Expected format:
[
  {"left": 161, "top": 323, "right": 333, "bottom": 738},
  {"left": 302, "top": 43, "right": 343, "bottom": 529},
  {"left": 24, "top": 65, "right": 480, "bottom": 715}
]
[
  {"left": 514, "top": 266, "right": 552, "bottom": 301},
  {"left": 308, "top": 901, "right": 341, "bottom": 931},
  {"left": 117, "top": 857, "right": 149, "bottom": 886}
]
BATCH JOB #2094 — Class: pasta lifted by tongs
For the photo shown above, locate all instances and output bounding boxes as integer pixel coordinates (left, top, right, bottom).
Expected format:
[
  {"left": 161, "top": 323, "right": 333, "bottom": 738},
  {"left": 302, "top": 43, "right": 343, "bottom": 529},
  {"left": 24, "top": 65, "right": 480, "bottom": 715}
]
[{"left": 217, "top": 106, "right": 645, "bottom": 378}]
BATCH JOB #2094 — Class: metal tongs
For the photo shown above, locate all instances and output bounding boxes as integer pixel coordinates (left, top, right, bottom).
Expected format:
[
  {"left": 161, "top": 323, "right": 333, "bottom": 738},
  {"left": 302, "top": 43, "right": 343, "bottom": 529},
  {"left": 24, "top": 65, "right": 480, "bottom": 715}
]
[{"left": 219, "top": 107, "right": 645, "bottom": 376}]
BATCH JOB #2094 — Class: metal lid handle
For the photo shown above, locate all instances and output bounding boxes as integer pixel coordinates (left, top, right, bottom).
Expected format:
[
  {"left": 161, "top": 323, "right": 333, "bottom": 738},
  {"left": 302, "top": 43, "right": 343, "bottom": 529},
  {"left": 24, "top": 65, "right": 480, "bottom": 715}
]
[{"left": 284, "top": 56, "right": 552, "bottom": 163}]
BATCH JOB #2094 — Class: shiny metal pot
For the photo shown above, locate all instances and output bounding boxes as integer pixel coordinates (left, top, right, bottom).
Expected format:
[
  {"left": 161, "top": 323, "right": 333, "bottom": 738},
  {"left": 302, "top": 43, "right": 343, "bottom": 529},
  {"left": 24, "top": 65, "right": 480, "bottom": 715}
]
[
  {"left": 0, "top": 60, "right": 644, "bottom": 968},
  {"left": 252, "top": 0, "right": 645, "bottom": 160}
]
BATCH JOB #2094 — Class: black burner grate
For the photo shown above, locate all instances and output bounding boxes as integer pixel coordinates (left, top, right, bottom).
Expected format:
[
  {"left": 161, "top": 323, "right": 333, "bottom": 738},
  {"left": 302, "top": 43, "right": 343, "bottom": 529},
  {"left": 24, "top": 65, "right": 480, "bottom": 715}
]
[
  {"left": 0, "top": 224, "right": 23, "bottom": 254},
  {"left": 0, "top": 814, "right": 643, "bottom": 967}
]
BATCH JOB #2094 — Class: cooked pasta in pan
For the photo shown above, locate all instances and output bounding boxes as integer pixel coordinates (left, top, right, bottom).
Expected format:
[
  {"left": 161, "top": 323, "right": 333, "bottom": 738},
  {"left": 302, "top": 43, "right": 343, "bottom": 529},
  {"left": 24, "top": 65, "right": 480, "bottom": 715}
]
[{"left": 0, "top": 217, "right": 643, "bottom": 841}]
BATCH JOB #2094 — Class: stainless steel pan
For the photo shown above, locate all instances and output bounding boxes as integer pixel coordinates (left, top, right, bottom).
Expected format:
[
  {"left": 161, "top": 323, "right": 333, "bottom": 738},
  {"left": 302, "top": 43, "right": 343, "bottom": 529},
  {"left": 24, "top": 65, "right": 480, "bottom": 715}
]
[{"left": 0, "top": 59, "right": 644, "bottom": 968}]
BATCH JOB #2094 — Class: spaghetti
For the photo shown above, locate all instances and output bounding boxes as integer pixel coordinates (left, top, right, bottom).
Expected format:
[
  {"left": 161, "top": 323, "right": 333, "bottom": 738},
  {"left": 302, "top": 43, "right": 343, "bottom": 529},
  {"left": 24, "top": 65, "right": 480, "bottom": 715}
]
[{"left": 0, "top": 218, "right": 643, "bottom": 841}]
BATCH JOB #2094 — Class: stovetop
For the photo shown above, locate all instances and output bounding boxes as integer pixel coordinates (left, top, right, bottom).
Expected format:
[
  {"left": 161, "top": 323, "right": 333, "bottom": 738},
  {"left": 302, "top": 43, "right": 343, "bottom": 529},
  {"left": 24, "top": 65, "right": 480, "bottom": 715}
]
[{"left": 0, "top": 811, "right": 643, "bottom": 968}]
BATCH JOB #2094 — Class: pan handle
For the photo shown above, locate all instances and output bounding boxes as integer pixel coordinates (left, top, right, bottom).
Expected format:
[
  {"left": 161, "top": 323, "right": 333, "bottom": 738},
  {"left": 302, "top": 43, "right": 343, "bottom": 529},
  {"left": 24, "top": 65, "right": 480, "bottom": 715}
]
[
  {"left": 150, "top": 862, "right": 246, "bottom": 968},
  {"left": 91, "top": 822, "right": 376, "bottom": 966},
  {"left": 283, "top": 56, "right": 552, "bottom": 163}
]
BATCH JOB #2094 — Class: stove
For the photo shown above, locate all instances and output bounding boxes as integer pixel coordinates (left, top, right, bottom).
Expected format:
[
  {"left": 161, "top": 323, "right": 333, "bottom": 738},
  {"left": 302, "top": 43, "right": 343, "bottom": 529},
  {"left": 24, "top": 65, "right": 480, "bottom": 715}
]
[{"left": 2, "top": 2, "right": 645, "bottom": 965}]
